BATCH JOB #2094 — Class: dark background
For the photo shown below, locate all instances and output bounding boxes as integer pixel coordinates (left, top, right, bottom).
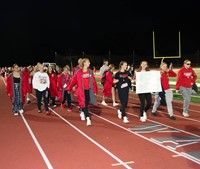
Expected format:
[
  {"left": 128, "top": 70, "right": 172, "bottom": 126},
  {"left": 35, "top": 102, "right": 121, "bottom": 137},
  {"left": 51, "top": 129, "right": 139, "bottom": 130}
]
[{"left": 0, "top": 0, "right": 199, "bottom": 67}]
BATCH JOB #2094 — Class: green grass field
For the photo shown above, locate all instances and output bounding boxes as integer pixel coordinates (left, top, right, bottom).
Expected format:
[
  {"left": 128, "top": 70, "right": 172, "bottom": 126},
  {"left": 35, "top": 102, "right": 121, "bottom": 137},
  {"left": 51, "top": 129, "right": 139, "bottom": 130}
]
[{"left": 95, "top": 69, "right": 200, "bottom": 104}]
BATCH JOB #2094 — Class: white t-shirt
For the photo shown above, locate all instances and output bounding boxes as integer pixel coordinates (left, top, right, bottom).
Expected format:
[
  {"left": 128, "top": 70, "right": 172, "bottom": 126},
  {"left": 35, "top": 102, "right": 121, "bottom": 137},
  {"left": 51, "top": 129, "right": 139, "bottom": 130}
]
[
  {"left": 32, "top": 71, "right": 50, "bottom": 91},
  {"left": 99, "top": 65, "right": 109, "bottom": 76}
]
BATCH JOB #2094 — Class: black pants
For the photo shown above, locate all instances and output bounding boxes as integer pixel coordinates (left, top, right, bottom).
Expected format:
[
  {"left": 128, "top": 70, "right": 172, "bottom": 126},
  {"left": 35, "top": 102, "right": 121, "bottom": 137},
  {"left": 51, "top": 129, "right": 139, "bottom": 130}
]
[
  {"left": 36, "top": 88, "right": 49, "bottom": 111},
  {"left": 48, "top": 91, "right": 55, "bottom": 105},
  {"left": 82, "top": 90, "right": 90, "bottom": 118},
  {"left": 62, "top": 90, "right": 71, "bottom": 108},
  {"left": 118, "top": 87, "right": 129, "bottom": 118},
  {"left": 138, "top": 93, "right": 152, "bottom": 116}
]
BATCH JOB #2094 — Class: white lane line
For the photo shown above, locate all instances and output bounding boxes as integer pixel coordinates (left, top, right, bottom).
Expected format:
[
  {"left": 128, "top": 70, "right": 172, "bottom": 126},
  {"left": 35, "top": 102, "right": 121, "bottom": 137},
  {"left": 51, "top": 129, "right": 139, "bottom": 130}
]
[
  {"left": 30, "top": 94, "right": 133, "bottom": 169},
  {"left": 2, "top": 77, "right": 53, "bottom": 169},
  {"left": 20, "top": 113, "right": 54, "bottom": 169},
  {"left": 48, "top": 108, "right": 133, "bottom": 169},
  {"left": 112, "top": 161, "right": 134, "bottom": 166}
]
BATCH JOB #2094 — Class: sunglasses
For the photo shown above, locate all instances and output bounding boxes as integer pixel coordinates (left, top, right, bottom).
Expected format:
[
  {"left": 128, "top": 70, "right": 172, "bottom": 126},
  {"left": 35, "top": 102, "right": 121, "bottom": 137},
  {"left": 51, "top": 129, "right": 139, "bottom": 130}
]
[{"left": 186, "top": 63, "right": 191, "bottom": 65}]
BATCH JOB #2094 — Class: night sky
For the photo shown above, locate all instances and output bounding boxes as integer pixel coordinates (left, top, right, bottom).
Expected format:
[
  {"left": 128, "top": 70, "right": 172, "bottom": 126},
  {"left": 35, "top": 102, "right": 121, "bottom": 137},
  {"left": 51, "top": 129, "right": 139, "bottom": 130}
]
[{"left": 1, "top": 0, "right": 199, "bottom": 66}]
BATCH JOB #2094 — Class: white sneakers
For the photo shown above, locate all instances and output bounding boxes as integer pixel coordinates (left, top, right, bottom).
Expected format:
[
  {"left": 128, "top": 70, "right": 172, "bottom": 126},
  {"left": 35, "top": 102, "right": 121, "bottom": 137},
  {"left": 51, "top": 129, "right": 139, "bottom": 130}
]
[
  {"left": 101, "top": 101, "right": 108, "bottom": 106},
  {"left": 102, "top": 101, "right": 119, "bottom": 107},
  {"left": 19, "top": 109, "right": 24, "bottom": 114},
  {"left": 14, "top": 112, "right": 18, "bottom": 116},
  {"left": 80, "top": 112, "right": 91, "bottom": 126},
  {"left": 117, "top": 110, "right": 122, "bottom": 119},
  {"left": 86, "top": 117, "right": 91, "bottom": 126},
  {"left": 113, "top": 102, "right": 119, "bottom": 106},
  {"left": 117, "top": 110, "right": 129, "bottom": 123},
  {"left": 140, "top": 116, "right": 146, "bottom": 122},
  {"left": 183, "top": 112, "right": 189, "bottom": 117},
  {"left": 140, "top": 111, "right": 147, "bottom": 122},
  {"left": 80, "top": 111, "right": 86, "bottom": 121},
  {"left": 123, "top": 116, "right": 129, "bottom": 123}
]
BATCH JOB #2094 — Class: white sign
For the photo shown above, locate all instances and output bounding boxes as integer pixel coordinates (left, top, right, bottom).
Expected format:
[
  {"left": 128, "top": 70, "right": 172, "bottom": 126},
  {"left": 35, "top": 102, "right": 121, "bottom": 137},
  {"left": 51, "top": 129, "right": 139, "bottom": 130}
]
[{"left": 136, "top": 71, "right": 162, "bottom": 94}]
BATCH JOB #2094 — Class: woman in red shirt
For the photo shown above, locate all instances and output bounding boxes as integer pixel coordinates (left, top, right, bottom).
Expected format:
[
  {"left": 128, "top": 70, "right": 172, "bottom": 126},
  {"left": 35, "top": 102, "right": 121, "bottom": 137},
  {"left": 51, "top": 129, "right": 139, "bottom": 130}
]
[
  {"left": 47, "top": 65, "right": 58, "bottom": 107},
  {"left": 57, "top": 65, "right": 72, "bottom": 111},
  {"left": 67, "top": 58, "right": 98, "bottom": 126},
  {"left": 101, "top": 64, "right": 119, "bottom": 106},
  {"left": 152, "top": 62, "right": 177, "bottom": 120},
  {"left": 175, "top": 59, "right": 197, "bottom": 117}
]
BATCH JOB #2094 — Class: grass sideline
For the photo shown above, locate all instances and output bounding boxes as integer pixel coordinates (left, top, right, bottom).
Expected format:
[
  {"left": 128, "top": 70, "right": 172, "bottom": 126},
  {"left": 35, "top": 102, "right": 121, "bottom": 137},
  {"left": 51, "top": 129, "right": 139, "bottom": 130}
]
[{"left": 94, "top": 69, "right": 200, "bottom": 104}]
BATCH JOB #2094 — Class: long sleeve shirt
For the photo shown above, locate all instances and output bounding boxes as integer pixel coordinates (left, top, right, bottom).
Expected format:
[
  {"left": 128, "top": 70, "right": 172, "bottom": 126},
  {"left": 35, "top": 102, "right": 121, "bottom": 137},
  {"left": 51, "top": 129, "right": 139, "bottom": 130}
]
[{"left": 32, "top": 71, "right": 50, "bottom": 91}]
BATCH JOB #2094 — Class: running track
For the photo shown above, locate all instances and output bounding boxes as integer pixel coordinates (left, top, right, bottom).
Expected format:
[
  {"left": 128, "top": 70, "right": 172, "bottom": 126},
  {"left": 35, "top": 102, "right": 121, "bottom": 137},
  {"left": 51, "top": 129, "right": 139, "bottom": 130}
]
[{"left": 0, "top": 76, "right": 199, "bottom": 169}]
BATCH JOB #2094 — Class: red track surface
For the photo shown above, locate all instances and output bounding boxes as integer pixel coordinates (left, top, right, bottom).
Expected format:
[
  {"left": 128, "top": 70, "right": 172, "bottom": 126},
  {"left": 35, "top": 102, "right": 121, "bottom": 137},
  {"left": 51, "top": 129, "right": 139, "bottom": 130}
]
[{"left": 0, "top": 77, "right": 200, "bottom": 169}]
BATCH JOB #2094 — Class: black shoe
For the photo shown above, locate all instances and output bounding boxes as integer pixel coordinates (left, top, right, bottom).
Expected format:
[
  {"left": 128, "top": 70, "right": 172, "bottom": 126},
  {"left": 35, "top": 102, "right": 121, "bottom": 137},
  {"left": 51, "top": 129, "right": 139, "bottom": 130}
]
[
  {"left": 151, "top": 112, "right": 157, "bottom": 116},
  {"left": 169, "top": 116, "right": 176, "bottom": 120}
]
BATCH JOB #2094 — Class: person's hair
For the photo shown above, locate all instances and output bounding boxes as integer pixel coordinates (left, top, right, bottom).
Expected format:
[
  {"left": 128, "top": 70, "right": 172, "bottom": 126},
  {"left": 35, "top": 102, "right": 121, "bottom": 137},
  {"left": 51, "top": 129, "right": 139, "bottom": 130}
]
[
  {"left": 81, "top": 58, "right": 90, "bottom": 68},
  {"left": 103, "top": 59, "right": 108, "bottom": 64},
  {"left": 78, "top": 58, "right": 82, "bottom": 64},
  {"left": 63, "top": 65, "right": 70, "bottom": 71},
  {"left": 119, "top": 61, "right": 127, "bottom": 69},
  {"left": 12, "top": 63, "right": 18, "bottom": 68},
  {"left": 160, "top": 62, "right": 167, "bottom": 69},
  {"left": 108, "top": 64, "right": 115, "bottom": 71},
  {"left": 137, "top": 60, "right": 150, "bottom": 72},
  {"left": 184, "top": 59, "right": 191, "bottom": 64}
]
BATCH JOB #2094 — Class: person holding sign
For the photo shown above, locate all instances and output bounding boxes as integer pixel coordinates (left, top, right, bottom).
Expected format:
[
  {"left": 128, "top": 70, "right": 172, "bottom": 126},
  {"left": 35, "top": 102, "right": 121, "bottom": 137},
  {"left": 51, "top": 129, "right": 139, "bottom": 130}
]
[{"left": 135, "top": 61, "right": 152, "bottom": 122}]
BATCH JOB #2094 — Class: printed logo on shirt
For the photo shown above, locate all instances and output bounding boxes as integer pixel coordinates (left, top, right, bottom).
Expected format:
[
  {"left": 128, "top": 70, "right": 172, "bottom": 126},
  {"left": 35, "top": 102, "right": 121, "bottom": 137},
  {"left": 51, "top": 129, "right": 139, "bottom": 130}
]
[
  {"left": 184, "top": 72, "right": 192, "bottom": 78},
  {"left": 121, "top": 83, "right": 128, "bottom": 88},
  {"left": 39, "top": 75, "right": 47, "bottom": 84},
  {"left": 119, "top": 74, "right": 129, "bottom": 78},
  {"left": 82, "top": 73, "right": 90, "bottom": 78}
]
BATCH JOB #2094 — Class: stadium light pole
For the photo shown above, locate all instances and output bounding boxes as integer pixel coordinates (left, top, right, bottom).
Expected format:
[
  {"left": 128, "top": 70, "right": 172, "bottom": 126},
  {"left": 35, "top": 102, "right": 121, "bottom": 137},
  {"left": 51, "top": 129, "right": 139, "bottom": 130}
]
[
  {"left": 109, "top": 50, "right": 111, "bottom": 62},
  {"left": 132, "top": 50, "right": 135, "bottom": 64}
]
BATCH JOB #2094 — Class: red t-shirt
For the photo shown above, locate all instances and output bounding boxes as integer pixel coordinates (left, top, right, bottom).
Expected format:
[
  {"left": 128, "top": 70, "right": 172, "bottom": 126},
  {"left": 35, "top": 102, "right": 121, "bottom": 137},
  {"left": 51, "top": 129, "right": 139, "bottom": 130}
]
[{"left": 82, "top": 71, "right": 90, "bottom": 90}]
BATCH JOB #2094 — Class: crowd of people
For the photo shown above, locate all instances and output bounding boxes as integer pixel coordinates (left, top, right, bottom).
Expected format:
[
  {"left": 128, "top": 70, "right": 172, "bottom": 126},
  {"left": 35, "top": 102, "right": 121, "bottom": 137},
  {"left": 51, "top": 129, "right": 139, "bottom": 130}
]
[{"left": 0, "top": 58, "right": 198, "bottom": 125}]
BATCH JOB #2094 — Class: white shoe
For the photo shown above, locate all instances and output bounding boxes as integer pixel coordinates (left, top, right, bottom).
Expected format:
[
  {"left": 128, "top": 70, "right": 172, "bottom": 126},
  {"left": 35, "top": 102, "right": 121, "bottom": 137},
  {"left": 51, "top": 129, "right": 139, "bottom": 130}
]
[
  {"left": 101, "top": 101, "right": 108, "bottom": 106},
  {"left": 19, "top": 109, "right": 24, "bottom": 114},
  {"left": 183, "top": 112, "right": 189, "bottom": 117},
  {"left": 113, "top": 102, "right": 119, "bottom": 106},
  {"left": 123, "top": 116, "right": 129, "bottom": 123},
  {"left": 86, "top": 117, "right": 91, "bottom": 126},
  {"left": 80, "top": 111, "right": 86, "bottom": 121},
  {"left": 53, "top": 105, "right": 57, "bottom": 108},
  {"left": 143, "top": 111, "right": 147, "bottom": 120},
  {"left": 14, "top": 112, "right": 18, "bottom": 116},
  {"left": 117, "top": 110, "right": 122, "bottom": 119},
  {"left": 140, "top": 116, "right": 146, "bottom": 122}
]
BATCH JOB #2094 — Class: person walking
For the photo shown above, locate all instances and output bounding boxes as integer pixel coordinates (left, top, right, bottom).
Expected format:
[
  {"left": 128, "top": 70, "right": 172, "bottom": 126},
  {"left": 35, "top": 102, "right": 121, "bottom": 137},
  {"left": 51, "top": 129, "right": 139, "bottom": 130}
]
[
  {"left": 32, "top": 63, "right": 50, "bottom": 115},
  {"left": 135, "top": 61, "right": 152, "bottom": 122},
  {"left": 99, "top": 59, "right": 109, "bottom": 76},
  {"left": 57, "top": 65, "right": 72, "bottom": 111},
  {"left": 6, "top": 64, "right": 27, "bottom": 115},
  {"left": 151, "top": 62, "right": 177, "bottom": 120},
  {"left": 175, "top": 59, "right": 197, "bottom": 117},
  {"left": 67, "top": 58, "right": 98, "bottom": 126},
  {"left": 114, "top": 61, "right": 132, "bottom": 123},
  {"left": 47, "top": 65, "right": 58, "bottom": 107},
  {"left": 101, "top": 64, "right": 119, "bottom": 106}
]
